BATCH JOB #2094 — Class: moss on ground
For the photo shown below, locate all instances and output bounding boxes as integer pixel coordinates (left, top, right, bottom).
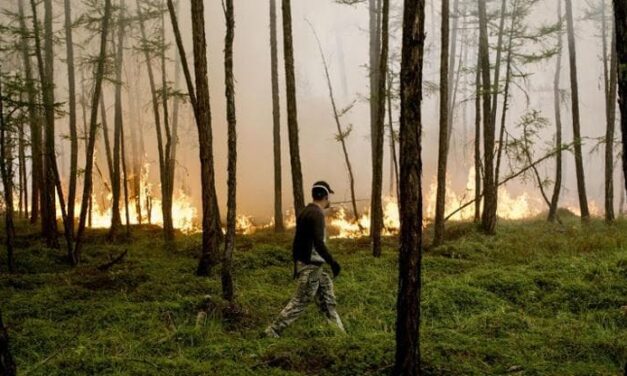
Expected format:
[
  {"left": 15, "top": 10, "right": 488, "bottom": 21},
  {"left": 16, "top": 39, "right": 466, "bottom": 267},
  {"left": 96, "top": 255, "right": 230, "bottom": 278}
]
[{"left": 0, "top": 218, "right": 626, "bottom": 375}]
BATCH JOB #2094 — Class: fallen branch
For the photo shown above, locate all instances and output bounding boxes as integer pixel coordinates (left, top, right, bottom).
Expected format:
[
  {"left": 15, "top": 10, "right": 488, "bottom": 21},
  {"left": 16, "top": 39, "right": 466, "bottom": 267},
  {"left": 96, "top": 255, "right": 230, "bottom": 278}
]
[
  {"left": 97, "top": 250, "right": 128, "bottom": 272},
  {"left": 445, "top": 146, "right": 570, "bottom": 222}
]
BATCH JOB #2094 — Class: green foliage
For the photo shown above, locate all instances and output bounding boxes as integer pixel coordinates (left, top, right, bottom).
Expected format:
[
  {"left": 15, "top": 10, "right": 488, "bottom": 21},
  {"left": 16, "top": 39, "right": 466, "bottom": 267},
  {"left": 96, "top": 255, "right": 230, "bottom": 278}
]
[{"left": 0, "top": 219, "right": 626, "bottom": 375}]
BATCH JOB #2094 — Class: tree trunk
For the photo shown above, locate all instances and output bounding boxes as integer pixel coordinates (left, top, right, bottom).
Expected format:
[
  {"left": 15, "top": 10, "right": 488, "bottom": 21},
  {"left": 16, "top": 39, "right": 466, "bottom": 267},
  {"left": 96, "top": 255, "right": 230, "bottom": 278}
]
[
  {"left": 371, "top": 0, "right": 389, "bottom": 257},
  {"left": 160, "top": 7, "right": 175, "bottom": 242},
  {"left": 394, "top": 1, "right": 425, "bottom": 374},
  {"left": 64, "top": 0, "right": 77, "bottom": 237},
  {"left": 494, "top": 2, "right": 517, "bottom": 188},
  {"left": 370, "top": 0, "right": 381, "bottom": 165},
  {"left": 615, "top": 0, "right": 627, "bottom": 196},
  {"left": 433, "top": 0, "right": 450, "bottom": 247},
  {"left": 17, "top": 0, "right": 41, "bottom": 225},
  {"left": 190, "top": 0, "right": 221, "bottom": 276},
  {"left": 137, "top": 3, "right": 173, "bottom": 242},
  {"left": 282, "top": 0, "right": 305, "bottom": 215},
  {"left": 490, "top": 0, "right": 508, "bottom": 131},
  {"left": 0, "top": 76, "right": 16, "bottom": 273},
  {"left": 548, "top": 0, "right": 564, "bottom": 222},
  {"left": 31, "top": 0, "right": 59, "bottom": 247},
  {"left": 109, "top": 1, "right": 126, "bottom": 240},
  {"left": 74, "top": 0, "right": 113, "bottom": 265},
  {"left": 605, "top": 8, "right": 618, "bottom": 223},
  {"left": 0, "top": 308, "right": 16, "bottom": 376},
  {"left": 474, "top": 46, "right": 482, "bottom": 223},
  {"left": 565, "top": 0, "right": 591, "bottom": 221},
  {"left": 222, "top": 0, "right": 237, "bottom": 302},
  {"left": 388, "top": 71, "right": 399, "bottom": 198},
  {"left": 309, "top": 22, "right": 362, "bottom": 227},
  {"left": 17, "top": 121, "right": 28, "bottom": 219},
  {"left": 166, "top": 0, "right": 223, "bottom": 258},
  {"left": 270, "top": 0, "right": 284, "bottom": 232},
  {"left": 446, "top": 0, "right": 460, "bottom": 143},
  {"left": 478, "top": 0, "right": 497, "bottom": 234}
]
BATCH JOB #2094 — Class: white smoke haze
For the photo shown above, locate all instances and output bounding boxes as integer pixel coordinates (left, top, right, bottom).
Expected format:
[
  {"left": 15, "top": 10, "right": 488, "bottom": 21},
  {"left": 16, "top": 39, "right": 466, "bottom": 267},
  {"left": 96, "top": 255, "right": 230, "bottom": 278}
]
[{"left": 2, "top": 0, "right": 623, "bottom": 226}]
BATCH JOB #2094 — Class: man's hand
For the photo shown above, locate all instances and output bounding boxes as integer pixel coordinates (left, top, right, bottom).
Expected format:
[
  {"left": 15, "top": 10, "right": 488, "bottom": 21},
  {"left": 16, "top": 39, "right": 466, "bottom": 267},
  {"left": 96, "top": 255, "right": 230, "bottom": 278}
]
[{"left": 331, "top": 261, "right": 341, "bottom": 278}]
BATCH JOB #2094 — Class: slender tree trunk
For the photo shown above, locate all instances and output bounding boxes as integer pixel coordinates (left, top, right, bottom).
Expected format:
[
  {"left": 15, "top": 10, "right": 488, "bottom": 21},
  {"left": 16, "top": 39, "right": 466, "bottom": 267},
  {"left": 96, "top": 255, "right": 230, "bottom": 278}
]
[
  {"left": 433, "top": 0, "right": 450, "bottom": 246},
  {"left": 446, "top": 0, "right": 460, "bottom": 143},
  {"left": 478, "top": 0, "right": 497, "bottom": 234},
  {"left": 160, "top": 7, "right": 175, "bottom": 242},
  {"left": 17, "top": 0, "right": 41, "bottom": 225},
  {"left": 371, "top": 0, "right": 389, "bottom": 257},
  {"left": 109, "top": 1, "right": 126, "bottom": 240},
  {"left": 0, "top": 308, "right": 16, "bottom": 376},
  {"left": 64, "top": 0, "right": 77, "bottom": 237},
  {"left": 282, "top": 0, "right": 305, "bottom": 215},
  {"left": 388, "top": 71, "right": 399, "bottom": 198},
  {"left": 615, "top": 0, "right": 627, "bottom": 196},
  {"left": 166, "top": 0, "right": 223, "bottom": 246},
  {"left": 137, "top": 3, "right": 172, "bottom": 241},
  {"left": 222, "top": 0, "right": 237, "bottom": 302},
  {"left": 370, "top": 0, "right": 381, "bottom": 164},
  {"left": 100, "top": 96, "right": 114, "bottom": 188},
  {"left": 565, "top": 0, "right": 591, "bottom": 221},
  {"left": 17, "top": 121, "right": 27, "bottom": 219},
  {"left": 120, "top": 110, "right": 131, "bottom": 236},
  {"left": 494, "top": 2, "right": 517, "bottom": 187},
  {"left": 190, "top": 0, "right": 221, "bottom": 276},
  {"left": 74, "top": 0, "right": 113, "bottom": 265},
  {"left": 0, "top": 76, "right": 16, "bottom": 273},
  {"left": 549, "top": 1, "right": 564, "bottom": 222},
  {"left": 490, "top": 0, "right": 508, "bottom": 130},
  {"left": 270, "top": 0, "right": 284, "bottom": 232},
  {"left": 474, "top": 47, "right": 482, "bottom": 223},
  {"left": 31, "top": 0, "right": 59, "bottom": 247},
  {"left": 309, "top": 22, "right": 362, "bottom": 226},
  {"left": 393, "top": 1, "right": 425, "bottom": 374},
  {"left": 604, "top": 8, "right": 617, "bottom": 223}
]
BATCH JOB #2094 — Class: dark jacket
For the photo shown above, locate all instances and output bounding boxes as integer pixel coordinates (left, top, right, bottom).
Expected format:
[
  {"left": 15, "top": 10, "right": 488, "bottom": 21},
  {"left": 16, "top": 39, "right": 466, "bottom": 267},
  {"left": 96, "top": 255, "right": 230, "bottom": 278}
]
[{"left": 292, "top": 204, "right": 335, "bottom": 276}]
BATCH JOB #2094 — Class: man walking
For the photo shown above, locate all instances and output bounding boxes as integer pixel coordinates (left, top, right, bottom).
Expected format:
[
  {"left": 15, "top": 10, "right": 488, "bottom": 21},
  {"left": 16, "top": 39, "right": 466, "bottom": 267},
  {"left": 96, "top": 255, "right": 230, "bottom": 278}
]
[{"left": 264, "top": 181, "right": 345, "bottom": 337}]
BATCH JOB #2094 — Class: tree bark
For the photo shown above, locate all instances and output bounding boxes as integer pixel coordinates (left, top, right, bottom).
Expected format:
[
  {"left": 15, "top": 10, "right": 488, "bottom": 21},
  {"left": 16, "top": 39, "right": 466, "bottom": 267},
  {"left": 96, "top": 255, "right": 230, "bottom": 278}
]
[
  {"left": 74, "top": 0, "right": 113, "bottom": 265},
  {"left": 474, "top": 46, "right": 482, "bottom": 223},
  {"left": 433, "top": 0, "right": 450, "bottom": 246},
  {"left": 604, "top": 7, "right": 618, "bottom": 223},
  {"left": 370, "top": 0, "right": 381, "bottom": 164},
  {"left": 190, "top": 0, "right": 221, "bottom": 276},
  {"left": 109, "top": 0, "right": 126, "bottom": 240},
  {"left": 387, "top": 71, "right": 399, "bottom": 198},
  {"left": 0, "top": 74, "right": 16, "bottom": 273},
  {"left": 478, "top": 0, "right": 497, "bottom": 234},
  {"left": 371, "top": 0, "right": 389, "bottom": 257},
  {"left": 166, "top": 0, "right": 224, "bottom": 246},
  {"left": 270, "top": 0, "right": 284, "bottom": 232},
  {"left": 17, "top": 0, "right": 41, "bottom": 225},
  {"left": 64, "top": 0, "right": 78, "bottom": 237},
  {"left": 31, "top": 0, "right": 59, "bottom": 247},
  {"left": 222, "top": 0, "right": 237, "bottom": 302},
  {"left": 393, "top": 0, "right": 425, "bottom": 374},
  {"left": 615, "top": 0, "right": 627, "bottom": 196},
  {"left": 565, "top": 0, "right": 591, "bottom": 221},
  {"left": 549, "top": 0, "right": 564, "bottom": 222},
  {"left": 282, "top": 0, "right": 305, "bottom": 215}
]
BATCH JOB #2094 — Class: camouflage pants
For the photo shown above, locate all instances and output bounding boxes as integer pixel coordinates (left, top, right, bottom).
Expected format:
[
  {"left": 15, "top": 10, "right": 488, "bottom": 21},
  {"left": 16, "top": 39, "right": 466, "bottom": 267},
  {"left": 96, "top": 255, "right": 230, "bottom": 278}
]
[{"left": 269, "top": 264, "right": 345, "bottom": 334}]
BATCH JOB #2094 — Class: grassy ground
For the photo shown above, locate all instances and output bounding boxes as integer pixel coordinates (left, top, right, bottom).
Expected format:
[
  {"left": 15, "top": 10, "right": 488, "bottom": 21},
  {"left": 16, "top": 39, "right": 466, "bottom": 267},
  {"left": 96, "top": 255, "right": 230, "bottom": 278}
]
[{"left": 0, "top": 215, "right": 626, "bottom": 375}]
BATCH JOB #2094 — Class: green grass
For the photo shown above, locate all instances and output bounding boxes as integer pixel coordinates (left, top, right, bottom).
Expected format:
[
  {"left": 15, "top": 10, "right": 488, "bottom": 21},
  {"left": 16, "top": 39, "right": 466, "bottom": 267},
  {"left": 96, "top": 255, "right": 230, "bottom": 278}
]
[{"left": 0, "top": 217, "right": 626, "bottom": 375}]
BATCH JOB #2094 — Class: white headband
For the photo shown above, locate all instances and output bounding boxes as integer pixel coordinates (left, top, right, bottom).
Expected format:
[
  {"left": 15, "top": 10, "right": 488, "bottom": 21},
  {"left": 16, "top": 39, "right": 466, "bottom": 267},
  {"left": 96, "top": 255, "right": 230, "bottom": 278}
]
[{"left": 312, "top": 184, "right": 330, "bottom": 195}]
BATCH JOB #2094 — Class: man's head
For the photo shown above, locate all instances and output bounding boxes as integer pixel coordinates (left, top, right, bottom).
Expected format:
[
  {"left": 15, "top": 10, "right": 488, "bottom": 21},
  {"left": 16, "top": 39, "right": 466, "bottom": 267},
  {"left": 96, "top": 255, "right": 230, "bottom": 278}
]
[{"left": 312, "top": 181, "right": 334, "bottom": 209}]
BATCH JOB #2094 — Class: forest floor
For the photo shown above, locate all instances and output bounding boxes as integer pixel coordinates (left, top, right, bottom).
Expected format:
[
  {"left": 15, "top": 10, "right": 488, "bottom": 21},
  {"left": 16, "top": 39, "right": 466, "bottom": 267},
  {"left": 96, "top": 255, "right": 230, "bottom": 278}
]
[{"left": 0, "top": 213, "right": 626, "bottom": 375}]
